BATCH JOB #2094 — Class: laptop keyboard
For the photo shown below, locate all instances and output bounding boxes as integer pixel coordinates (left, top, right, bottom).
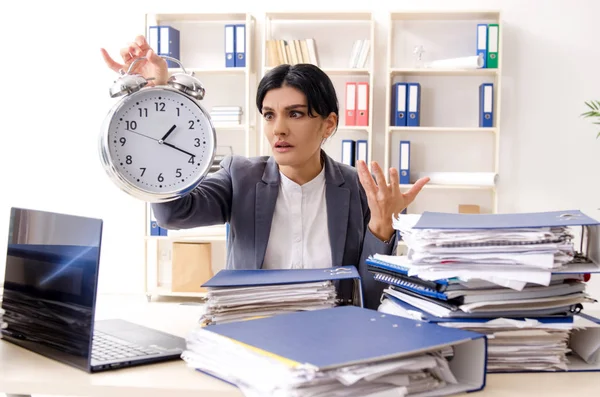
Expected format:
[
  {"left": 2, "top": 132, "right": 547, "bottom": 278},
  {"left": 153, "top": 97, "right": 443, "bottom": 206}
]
[{"left": 91, "top": 331, "right": 161, "bottom": 362}]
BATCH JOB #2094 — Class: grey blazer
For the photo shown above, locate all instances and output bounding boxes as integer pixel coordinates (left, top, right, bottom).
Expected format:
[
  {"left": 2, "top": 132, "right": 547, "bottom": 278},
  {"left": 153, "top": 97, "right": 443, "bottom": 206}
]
[{"left": 151, "top": 150, "right": 397, "bottom": 309}]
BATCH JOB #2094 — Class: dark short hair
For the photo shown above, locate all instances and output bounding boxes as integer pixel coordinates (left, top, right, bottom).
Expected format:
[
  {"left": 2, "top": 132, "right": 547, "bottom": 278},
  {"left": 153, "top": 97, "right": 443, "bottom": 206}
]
[{"left": 256, "top": 63, "right": 339, "bottom": 128}]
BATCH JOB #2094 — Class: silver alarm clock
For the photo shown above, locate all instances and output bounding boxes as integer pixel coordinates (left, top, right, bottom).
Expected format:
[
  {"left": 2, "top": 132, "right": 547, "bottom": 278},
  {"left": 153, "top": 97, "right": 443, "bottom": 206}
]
[{"left": 99, "top": 56, "right": 217, "bottom": 203}]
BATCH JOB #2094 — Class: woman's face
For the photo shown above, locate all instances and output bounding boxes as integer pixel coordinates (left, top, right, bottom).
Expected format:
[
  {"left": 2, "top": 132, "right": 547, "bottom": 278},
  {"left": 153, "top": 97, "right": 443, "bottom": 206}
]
[{"left": 261, "top": 85, "right": 336, "bottom": 168}]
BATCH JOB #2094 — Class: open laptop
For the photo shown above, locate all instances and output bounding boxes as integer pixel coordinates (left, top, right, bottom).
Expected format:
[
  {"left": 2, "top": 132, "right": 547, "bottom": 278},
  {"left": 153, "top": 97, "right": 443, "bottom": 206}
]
[{"left": 0, "top": 207, "right": 187, "bottom": 372}]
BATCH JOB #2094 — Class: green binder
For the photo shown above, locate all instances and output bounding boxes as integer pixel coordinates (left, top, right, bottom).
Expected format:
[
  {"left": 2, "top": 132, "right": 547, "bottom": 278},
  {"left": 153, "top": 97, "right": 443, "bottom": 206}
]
[{"left": 487, "top": 23, "right": 499, "bottom": 68}]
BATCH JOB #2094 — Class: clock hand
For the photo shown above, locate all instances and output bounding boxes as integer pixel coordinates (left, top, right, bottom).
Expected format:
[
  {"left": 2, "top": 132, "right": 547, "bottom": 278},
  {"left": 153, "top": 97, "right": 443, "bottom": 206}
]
[
  {"left": 159, "top": 124, "right": 177, "bottom": 143},
  {"left": 162, "top": 142, "right": 196, "bottom": 159},
  {"left": 125, "top": 129, "right": 158, "bottom": 142}
]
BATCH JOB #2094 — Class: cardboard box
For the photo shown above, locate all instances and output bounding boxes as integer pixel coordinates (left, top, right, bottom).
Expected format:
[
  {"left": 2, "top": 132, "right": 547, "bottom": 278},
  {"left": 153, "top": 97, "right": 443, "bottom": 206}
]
[
  {"left": 171, "top": 242, "right": 213, "bottom": 292},
  {"left": 459, "top": 204, "right": 481, "bottom": 214}
]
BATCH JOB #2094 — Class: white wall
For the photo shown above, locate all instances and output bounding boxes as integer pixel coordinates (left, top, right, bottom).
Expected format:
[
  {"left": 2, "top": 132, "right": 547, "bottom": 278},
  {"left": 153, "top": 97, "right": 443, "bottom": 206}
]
[{"left": 0, "top": 0, "right": 599, "bottom": 301}]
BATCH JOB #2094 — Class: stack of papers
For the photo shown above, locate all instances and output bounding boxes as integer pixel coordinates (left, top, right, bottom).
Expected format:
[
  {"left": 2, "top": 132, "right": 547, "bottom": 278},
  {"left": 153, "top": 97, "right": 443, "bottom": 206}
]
[
  {"left": 440, "top": 318, "right": 573, "bottom": 372},
  {"left": 200, "top": 281, "right": 337, "bottom": 325},
  {"left": 183, "top": 306, "right": 487, "bottom": 396},
  {"left": 371, "top": 210, "right": 600, "bottom": 372},
  {"left": 184, "top": 332, "right": 455, "bottom": 396},
  {"left": 198, "top": 267, "right": 364, "bottom": 326}
]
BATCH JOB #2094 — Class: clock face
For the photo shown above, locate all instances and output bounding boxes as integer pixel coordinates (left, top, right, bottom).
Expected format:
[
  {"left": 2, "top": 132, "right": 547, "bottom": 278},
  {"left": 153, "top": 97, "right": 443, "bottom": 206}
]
[{"left": 105, "top": 87, "right": 215, "bottom": 197}]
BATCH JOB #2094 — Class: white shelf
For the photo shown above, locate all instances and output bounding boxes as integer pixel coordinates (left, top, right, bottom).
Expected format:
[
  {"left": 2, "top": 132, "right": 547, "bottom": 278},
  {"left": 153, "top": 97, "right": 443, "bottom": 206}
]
[
  {"left": 265, "top": 12, "right": 372, "bottom": 21},
  {"left": 338, "top": 125, "right": 371, "bottom": 131},
  {"left": 390, "top": 67, "right": 499, "bottom": 76},
  {"left": 169, "top": 67, "right": 247, "bottom": 75},
  {"left": 263, "top": 66, "right": 370, "bottom": 76},
  {"left": 213, "top": 123, "right": 249, "bottom": 130},
  {"left": 400, "top": 183, "right": 496, "bottom": 190},
  {"left": 389, "top": 126, "right": 497, "bottom": 133},
  {"left": 384, "top": 10, "right": 502, "bottom": 215},
  {"left": 150, "top": 13, "right": 249, "bottom": 23},
  {"left": 391, "top": 11, "right": 500, "bottom": 21}
]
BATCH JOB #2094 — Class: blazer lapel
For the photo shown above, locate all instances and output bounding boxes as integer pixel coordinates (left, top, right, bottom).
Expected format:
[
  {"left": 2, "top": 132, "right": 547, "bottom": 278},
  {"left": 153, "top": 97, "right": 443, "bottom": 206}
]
[
  {"left": 323, "top": 153, "right": 350, "bottom": 266},
  {"left": 255, "top": 157, "right": 280, "bottom": 269}
]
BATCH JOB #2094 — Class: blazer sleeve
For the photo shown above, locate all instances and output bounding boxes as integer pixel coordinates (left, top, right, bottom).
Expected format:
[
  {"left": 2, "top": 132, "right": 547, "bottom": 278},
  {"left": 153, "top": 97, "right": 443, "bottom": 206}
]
[
  {"left": 357, "top": 188, "right": 398, "bottom": 310},
  {"left": 150, "top": 155, "right": 234, "bottom": 229}
]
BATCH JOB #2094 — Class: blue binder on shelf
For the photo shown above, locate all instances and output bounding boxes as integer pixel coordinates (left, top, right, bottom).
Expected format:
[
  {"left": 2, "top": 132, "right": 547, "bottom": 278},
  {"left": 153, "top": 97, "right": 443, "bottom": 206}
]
[
  {"left": 407, "top": 82, "right": 421, "bottom": 126},
  {"left": 355, "top": 139, "right": 368, "bottom": 163},
  {"left": 341, "top": 139, "right": 356, "bottom": 166},
  {"left": 234, "top": 24, "right": 246, "bottom": 67},
  {"left": 198, "top": 305, "right": 488, "bottom": 395},
  {"left": 148, "top": 205, "right": 167, "bottom": 236},
  {"left": 224, "top": 24, "right": 235, "bottom": 68},
  {"left": 477, "top": 24, "right": 488, "bottom": 68},
  {"left": 399, "top": 140, "right": 410, "bottom": 184},
  {"left": 479, "top": 83, "right": 493, "bottom": 127},
  {"left": 391, "top": 82, "right": 407, "bottom": 126},
  {"left": 155, "top": 26, "right": 180, "bottom": 68},
  {"left": 203, "top": 267, "right": 364, "bottom": 307}
]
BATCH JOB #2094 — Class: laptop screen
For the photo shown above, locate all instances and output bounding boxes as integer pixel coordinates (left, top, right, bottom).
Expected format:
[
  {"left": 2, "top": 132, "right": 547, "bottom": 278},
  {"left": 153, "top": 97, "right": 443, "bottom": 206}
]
[{"left": 1, "top": 207, "right": 102, "bottom": 370}]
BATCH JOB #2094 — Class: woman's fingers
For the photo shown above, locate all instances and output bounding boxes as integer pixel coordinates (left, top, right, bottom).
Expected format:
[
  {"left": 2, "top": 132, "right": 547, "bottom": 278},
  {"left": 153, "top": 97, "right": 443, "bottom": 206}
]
[{"left": 100, "top": 48, "right": 123, "bottom": 73}]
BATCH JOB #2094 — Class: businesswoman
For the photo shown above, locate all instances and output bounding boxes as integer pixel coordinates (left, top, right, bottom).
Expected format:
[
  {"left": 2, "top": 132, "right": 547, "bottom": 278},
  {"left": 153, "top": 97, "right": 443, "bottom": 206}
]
[{"left": 101, "top": 36, "right": 429, "bottom": 309}]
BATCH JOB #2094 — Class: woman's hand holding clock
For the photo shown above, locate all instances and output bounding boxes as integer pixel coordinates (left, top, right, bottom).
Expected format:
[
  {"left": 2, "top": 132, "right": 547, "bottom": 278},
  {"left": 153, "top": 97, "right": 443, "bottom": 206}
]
[
  {"left": 99, "top": 35, "right": 217, "bottom": 203},
  {"left": 101, "top": 35, "right": 169, "bottom": 86}
]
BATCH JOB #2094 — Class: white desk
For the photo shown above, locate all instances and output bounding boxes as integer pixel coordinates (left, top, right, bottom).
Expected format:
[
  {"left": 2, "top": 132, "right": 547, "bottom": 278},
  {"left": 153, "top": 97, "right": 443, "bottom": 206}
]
[{"left": 1, "top": 295, "right": 599, "bottom": 397}]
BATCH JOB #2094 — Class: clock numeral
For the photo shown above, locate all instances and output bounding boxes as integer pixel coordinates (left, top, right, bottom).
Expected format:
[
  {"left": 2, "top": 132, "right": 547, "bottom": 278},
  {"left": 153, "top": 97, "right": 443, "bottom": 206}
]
[
  {"left": 194, "top": 138, "right": 201, "bottom": 147},
  {"left": 157, "top": 173, "right": 164, "bottom": 182},
  {"left": 140, "top": 167, "right": 146, "bottom": 176},
  {"left": 155, "top": 102, "right": 166, "bottom": 112},
  {"left": 188, "top": 120, "right": 195, "bottom": 129},
  {"left": 138, "top": 108, "right": 148, "bottom": 117},
  {"left": 176, "top": 168, "right": 182, "bottom": 178},
  {"left": 119, "top": 137, "right": 126, "bottom": 146},
  {"left": 126, "top": 155, "right": 132, "bottom": 165},
  {"left": 125, "top": 121, "right": 137, "bottom": 130},
  {"left": 176, "top": 108, "right": 180, "bottom": 117},
  {"left": 188, "top": 156, "right": 195, "bottom": 164}
]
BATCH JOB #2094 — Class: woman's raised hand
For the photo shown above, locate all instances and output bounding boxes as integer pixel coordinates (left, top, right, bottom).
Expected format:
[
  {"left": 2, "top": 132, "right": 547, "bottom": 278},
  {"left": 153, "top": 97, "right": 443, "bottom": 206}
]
[{"left": 101, "top": 35, "right": 169, "bottom": 86}]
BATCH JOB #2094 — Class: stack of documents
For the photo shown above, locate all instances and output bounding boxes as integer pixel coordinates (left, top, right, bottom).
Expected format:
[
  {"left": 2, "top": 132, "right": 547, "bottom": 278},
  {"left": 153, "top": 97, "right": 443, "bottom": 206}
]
[
  {"left": 199, "top": 267, "right": 363, "bottom": 326},
  {"left": 183, "top": 306, "right": 487, "bottom": 396},
  {"left": 370, "top": 210, "right": 600, "bottom": 373},
  {"left": 436, "top": 317, "right": 573, "bottom": 372}
]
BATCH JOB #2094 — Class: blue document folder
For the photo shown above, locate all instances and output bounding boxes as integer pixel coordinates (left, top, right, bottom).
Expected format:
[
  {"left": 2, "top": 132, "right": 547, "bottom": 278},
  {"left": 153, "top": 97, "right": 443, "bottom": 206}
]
[
  {"left": 410, "top": 210, "right": 600, "bottom": 274},
  {"left": 203, "top": 305, "right": 487, "bottom": 394},
  {"left": 380, "top": 293, "right": 600, "bottom": 373},
  {"left": 412, "top": 209, "right": 600, "bottom": 230},
  {"left": 203, "top": 267, "right": 364, "bottom": 307}
]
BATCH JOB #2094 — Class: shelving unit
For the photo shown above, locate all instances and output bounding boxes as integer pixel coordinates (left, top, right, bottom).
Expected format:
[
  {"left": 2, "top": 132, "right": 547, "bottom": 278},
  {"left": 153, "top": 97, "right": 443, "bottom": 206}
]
[
  {"left": 259, "top": 12, "right": 375, "bottom": 164},
  {"left": 134, "top": 10, "right": 506, "bottom": 297},
  {"left": 141, "top": 12, "right": 256, "bottom": 301},
  {"left": 384, "top": 10, "right": 502, "bottom": 215}
]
